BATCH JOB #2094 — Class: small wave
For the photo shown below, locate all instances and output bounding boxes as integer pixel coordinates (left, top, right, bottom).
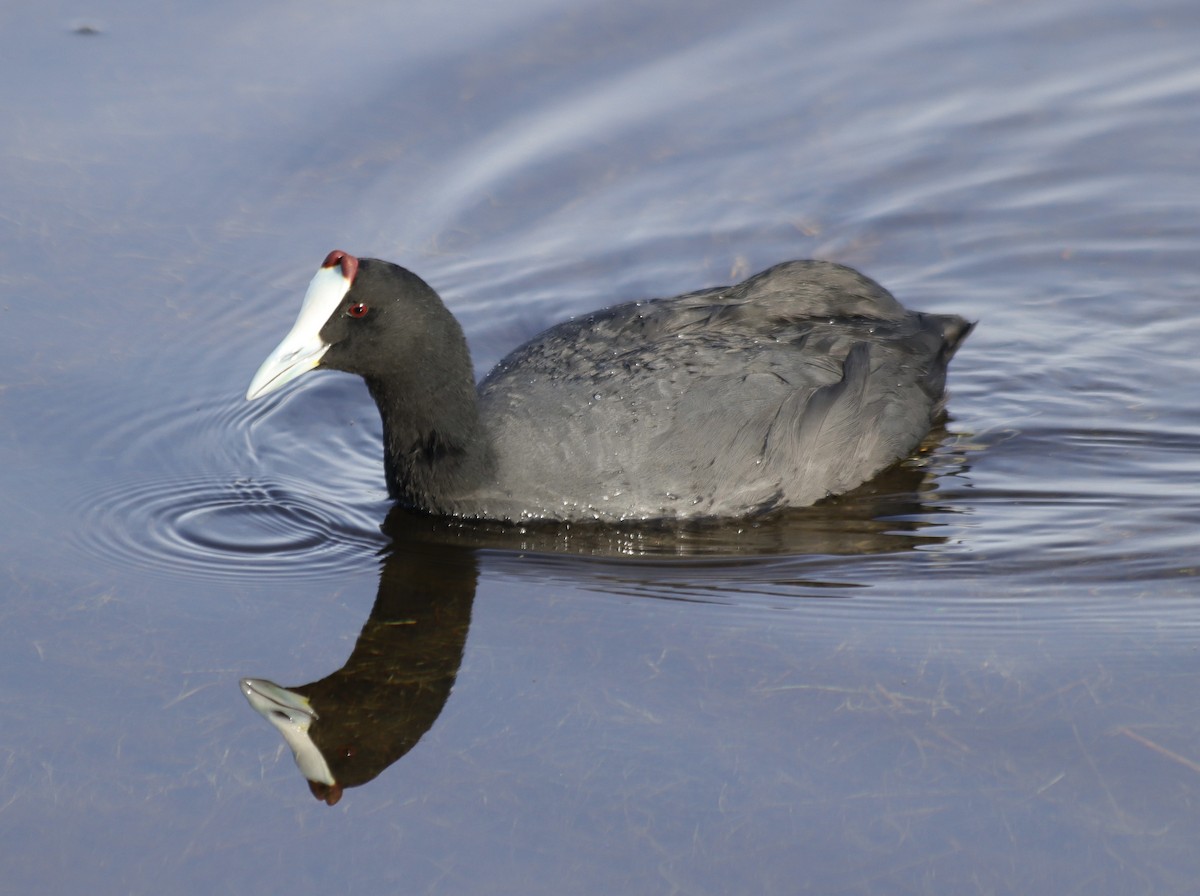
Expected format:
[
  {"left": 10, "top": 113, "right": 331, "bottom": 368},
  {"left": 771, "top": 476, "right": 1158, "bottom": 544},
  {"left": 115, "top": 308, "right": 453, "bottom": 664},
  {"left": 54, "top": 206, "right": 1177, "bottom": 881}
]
[{"left": 70, "top": 474, "right": 390, "bottom": 582}]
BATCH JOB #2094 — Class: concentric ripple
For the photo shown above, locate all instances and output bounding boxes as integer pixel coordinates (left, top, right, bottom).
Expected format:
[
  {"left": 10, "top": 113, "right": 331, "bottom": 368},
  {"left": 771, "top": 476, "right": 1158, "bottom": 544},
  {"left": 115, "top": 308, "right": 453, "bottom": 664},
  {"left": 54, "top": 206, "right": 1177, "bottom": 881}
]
[{"left": 71, "top": 474, "right": 390, "bottom": 582}]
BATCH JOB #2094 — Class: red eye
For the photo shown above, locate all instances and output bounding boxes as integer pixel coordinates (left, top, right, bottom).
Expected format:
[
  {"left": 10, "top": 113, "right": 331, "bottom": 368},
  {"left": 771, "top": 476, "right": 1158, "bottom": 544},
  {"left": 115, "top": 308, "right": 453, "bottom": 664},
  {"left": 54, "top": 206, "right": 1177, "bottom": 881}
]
[{"left": 347, "top": 303, "right": 368, "bottom": 318}]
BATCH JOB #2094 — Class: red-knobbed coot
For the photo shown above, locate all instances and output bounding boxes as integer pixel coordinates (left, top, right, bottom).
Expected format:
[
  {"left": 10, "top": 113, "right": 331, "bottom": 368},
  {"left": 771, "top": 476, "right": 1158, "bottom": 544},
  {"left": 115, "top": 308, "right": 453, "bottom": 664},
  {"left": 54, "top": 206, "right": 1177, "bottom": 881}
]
[{"left": 247, "top": 252, "right": 971, "bottom": 521}]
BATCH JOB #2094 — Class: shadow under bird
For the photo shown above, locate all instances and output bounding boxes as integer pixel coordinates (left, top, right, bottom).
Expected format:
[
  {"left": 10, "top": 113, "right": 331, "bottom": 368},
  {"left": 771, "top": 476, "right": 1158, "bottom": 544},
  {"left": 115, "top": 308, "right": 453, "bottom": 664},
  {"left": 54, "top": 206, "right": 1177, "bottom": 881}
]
[{"left": 247, "top": 252, "right": 971, "bottom": 521}]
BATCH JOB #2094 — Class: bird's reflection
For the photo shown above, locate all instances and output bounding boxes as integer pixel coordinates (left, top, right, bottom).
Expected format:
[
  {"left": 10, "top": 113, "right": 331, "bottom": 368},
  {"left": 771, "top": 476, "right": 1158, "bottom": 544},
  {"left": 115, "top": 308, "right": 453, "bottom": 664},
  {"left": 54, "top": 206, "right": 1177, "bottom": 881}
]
[
  {"left": 242, "top": 527, "right": 477, "bottom": 805},
  {"left": 241, "top": 430, "right": 969, "bottom": 804}
]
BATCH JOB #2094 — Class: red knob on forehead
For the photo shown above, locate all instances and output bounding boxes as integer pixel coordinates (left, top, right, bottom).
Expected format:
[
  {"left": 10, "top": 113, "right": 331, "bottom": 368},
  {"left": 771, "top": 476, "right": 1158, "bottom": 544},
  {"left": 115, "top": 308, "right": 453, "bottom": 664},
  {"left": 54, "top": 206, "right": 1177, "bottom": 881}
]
[{"left": 321, "top": 249, "right": 359, "bottom": 282}]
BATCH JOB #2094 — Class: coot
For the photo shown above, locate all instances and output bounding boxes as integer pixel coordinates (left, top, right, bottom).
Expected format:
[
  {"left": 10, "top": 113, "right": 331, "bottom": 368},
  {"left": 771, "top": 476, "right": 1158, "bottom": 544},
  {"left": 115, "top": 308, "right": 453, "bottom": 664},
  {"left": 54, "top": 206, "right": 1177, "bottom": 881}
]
[{"left": 247, "top": 252, "right": 971, "bottom": 521}]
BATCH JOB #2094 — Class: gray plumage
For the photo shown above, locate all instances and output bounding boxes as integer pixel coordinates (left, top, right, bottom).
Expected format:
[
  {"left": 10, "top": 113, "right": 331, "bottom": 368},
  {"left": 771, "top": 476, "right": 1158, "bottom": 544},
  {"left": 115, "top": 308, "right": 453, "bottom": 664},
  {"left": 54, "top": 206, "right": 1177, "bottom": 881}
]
[{"left": 464, "top": 260, "right": 971, "bottom": 520}]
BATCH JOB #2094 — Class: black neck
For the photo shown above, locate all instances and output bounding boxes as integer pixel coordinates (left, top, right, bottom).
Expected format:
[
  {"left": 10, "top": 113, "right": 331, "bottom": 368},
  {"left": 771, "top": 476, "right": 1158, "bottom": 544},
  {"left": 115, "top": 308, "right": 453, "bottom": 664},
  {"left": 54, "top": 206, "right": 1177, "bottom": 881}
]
[{"left": 366, "top": 371, "right": 494, "bottom": 513}]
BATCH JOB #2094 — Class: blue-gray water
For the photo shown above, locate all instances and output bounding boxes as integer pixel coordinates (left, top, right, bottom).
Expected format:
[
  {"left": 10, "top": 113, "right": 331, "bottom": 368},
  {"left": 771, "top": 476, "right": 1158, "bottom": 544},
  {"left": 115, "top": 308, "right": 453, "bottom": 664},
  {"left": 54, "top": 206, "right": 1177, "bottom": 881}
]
[{"left": 3, "top": 0, "right": 1199, "bottom": 892}]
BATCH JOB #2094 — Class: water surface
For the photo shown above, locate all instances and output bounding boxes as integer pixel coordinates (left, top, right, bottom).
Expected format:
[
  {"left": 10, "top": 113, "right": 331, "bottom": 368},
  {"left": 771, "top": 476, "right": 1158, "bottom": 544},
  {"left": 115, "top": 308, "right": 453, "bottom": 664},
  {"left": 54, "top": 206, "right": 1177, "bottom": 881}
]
[{"left": 3, "top": 0, "right": 1200, "bottom": 892}]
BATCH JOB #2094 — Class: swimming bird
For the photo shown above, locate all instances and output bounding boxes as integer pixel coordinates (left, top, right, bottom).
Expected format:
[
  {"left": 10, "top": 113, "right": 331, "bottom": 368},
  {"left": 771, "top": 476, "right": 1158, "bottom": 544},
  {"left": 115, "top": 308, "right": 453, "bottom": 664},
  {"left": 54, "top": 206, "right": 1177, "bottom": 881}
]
[{"left": 247, "top": 251, "right": 971, "bottom": 522}]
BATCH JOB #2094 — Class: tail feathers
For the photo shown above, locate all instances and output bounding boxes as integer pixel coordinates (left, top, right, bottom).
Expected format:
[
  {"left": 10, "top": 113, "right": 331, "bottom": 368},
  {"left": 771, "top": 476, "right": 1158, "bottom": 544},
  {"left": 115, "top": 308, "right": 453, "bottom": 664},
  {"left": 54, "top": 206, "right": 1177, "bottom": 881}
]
[{"left": 934, "top": 314, "right": 974, "bottom": 363}]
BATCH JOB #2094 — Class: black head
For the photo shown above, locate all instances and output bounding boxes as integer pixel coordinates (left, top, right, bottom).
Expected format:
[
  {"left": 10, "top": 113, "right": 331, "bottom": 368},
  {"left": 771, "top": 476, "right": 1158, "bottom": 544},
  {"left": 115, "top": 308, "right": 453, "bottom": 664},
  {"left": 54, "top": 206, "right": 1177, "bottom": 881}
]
[
  {"left": 246, "top": 250, "right": 464, "bottom": 399},
  {"left": 318, "top": 256, "right": 460, "bottom": 382}
]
